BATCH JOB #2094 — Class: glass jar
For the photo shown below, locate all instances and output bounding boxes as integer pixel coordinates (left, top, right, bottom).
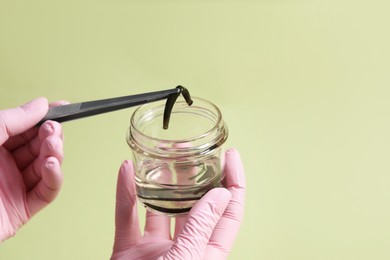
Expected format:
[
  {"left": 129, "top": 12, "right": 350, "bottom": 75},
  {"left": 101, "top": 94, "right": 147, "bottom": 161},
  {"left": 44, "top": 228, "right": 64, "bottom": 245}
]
[{"left": 127, "top": 97, "right": 228, "bottom": 216}]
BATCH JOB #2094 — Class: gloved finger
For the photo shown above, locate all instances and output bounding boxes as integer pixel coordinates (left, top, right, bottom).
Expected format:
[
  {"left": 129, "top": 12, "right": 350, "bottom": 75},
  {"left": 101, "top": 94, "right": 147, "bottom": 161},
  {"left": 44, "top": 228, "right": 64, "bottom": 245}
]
[
  {"left": 172, "top": 165, "right": 197, "bottom": 241},
  {"left": 164, "top": 188, "right": 231, "bottom": 260},
  {"left": 3, "top": 127, "right": 39, "bottom": 152},
  {"left": 205, "top": 148, "right": 246, "bottom": 257},
  {"left": 3, "top": 100, "right": 67, "bottom": 151},
  {"left": 22, "top": 135, "right": 64, "bottom": 190},
  {"left": 11, "top": 121, "right": 63, "bottom": 170},
  {"left": 48, "top": 100, "right": 69, "bottom": 141},
  {"left": 170, "top": 141, "right": 198, "bottom": 241},
  {"left": 145, "top": 141, "right": 189, "bottom": 240},
  {"left": 46, "top": 100, "right": 68, "bottom": 140},
  {"left": 173, "top": 214, "right": 188, "bottom": 241},
  {"left": 144, "top": 210, "right": 171, "bottom": 239},
  {"left": 0, "top": 97, "right": 48, "bottom": 146},
  {"left": 154, "top": 142, "right": 194, "bottom": 185},
  {"left": 26, "top": 157, "right": 63, "bottom": 217},
  {"left": 113, "top": 160, "right": 142, "bottom": 251},
  {"left": 171, "top": 141, "right": 218, "bottom": 241},
  {"left": 49, "top": 100, "right": 70, "bottom": 107}
]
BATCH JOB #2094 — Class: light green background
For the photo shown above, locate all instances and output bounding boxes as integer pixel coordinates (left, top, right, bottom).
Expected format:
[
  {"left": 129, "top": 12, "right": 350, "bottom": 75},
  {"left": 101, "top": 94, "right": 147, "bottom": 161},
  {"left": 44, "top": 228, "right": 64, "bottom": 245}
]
[{"left": 1, "top": 0, "right": 390, "bottom": 259}]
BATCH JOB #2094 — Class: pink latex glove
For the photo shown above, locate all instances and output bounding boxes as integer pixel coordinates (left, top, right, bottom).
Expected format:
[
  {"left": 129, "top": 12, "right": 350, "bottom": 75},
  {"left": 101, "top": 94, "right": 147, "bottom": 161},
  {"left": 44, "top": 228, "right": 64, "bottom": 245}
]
[
  {"left": 111, "top": 148, "right": 246, "bottom": 260},
  {"left": 0, "top": 98, "right": 65, "bottom": 243}
]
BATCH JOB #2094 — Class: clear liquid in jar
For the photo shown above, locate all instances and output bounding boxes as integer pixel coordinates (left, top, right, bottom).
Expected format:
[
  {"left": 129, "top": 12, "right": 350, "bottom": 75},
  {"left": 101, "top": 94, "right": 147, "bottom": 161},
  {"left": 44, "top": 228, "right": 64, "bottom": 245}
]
[{"left": 135, "top": 157, "right": 222, "bottom": 216}]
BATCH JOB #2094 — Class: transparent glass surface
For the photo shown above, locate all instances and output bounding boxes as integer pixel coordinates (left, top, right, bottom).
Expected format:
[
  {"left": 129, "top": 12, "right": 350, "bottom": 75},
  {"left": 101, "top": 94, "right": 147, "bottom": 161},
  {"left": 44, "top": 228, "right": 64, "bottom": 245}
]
[{"left": 127, "top": 97, "right": 228, "bottom": 216}]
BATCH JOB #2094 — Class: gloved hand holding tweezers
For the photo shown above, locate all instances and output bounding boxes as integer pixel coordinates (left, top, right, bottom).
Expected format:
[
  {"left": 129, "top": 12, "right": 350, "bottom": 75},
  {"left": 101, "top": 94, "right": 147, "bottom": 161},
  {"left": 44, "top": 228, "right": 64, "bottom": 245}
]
[{"left": 0, "top": 86, "right": 192, "bottom": 243}]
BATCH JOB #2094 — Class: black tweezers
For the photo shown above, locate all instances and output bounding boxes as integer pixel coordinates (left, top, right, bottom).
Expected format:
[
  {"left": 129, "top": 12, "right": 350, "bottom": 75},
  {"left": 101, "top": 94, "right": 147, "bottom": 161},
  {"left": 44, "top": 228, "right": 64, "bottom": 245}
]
[{"left": 37, "top": 86, "right": 193, "bottom": 128}]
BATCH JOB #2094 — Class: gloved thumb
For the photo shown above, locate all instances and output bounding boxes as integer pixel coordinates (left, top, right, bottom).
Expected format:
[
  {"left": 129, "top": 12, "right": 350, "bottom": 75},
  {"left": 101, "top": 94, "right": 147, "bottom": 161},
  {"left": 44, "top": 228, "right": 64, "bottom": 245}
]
[
  {"left": 0, "top": 97, "right": 48, "bottom": 145},
  {"left": 163, "top": 188, "right": 232, "bottom": 260},
  {"left": 112, "top": 160, "right": 141, "bottom": 252}
]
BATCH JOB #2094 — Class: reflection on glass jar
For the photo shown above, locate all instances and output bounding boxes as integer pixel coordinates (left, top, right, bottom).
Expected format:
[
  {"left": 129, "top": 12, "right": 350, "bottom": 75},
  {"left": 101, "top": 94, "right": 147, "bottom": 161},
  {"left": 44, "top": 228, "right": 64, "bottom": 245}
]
[{"left": 127, "top": 97, "right": 228, "bottom": 216}]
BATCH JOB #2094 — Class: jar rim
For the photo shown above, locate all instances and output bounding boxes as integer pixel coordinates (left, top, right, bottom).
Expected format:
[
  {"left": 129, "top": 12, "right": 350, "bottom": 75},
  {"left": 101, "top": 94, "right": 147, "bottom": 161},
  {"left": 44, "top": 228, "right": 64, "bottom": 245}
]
[{"left": 129, "top": 97, "right": 224, "bottom": 143}]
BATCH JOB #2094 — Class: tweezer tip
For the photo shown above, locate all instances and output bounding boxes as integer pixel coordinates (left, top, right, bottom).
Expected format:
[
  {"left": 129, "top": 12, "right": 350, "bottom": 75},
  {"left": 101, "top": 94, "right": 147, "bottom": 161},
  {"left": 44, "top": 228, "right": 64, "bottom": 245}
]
[{"left": 176, "top": 85, "right": 193, "bottom": 106}]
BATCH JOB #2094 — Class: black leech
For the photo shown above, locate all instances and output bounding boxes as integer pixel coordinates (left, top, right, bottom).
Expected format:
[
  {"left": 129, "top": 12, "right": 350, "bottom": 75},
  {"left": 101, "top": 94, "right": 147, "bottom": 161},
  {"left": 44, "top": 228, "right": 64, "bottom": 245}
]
[
  {"left": 178, "top": 86, "right": 193, "bottom": 106},
  {"left": 163, "top": 85, "right": 193, "bottom": 129}
]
